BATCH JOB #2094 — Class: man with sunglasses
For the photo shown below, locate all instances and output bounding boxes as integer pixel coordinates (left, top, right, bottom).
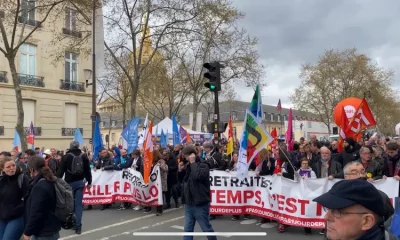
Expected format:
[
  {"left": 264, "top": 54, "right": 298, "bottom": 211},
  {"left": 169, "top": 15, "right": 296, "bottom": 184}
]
[{"left": 313, "top": 179, "right": 397, "bottom": 240}]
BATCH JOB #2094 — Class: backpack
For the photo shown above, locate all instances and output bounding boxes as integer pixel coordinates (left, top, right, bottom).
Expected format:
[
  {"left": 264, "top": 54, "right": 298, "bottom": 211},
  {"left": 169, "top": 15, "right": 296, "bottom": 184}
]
[
  {"left": 67, "top": 153, "right": 84, "bottom": 175},
  {"left": 39, "top": 178, "right": 74, "bottom": 226}
]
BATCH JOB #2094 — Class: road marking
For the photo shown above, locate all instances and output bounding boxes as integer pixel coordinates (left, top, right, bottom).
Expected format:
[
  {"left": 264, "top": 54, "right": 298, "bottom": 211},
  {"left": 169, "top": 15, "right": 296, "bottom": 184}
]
[
  {"left": 240, "top": 219, "right": 258, "bottom": 225},
  {"left": 260, "top": 223, "right": 278, "bottom": 229},
  {"left": 171, "top": 225, "right": 232, "bottom": 238},
  {"left": 98, "top": 216, "right": 186, "bottom": 240},
  {"left": 59, "top": 207, "right": 183, "bottom": 240}
]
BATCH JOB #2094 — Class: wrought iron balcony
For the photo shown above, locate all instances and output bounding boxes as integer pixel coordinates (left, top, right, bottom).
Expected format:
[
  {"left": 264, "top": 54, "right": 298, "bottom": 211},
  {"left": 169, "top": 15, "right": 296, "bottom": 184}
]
[
  {"left": 0, "top": 71, "right": 7, "bottom": 83},
  {"left": 60, "top": 80, "right": 85, "bottom": 92},
  {"left": 62, "top": 128, "right": 83, "bottom": 136},
  {"left": 18, "top": 73, "right": 45, "bottom": 87},
  {"left": 62, "top": 28, "right": 82, "bottom": 38},
  {"left": 24, "top": 127, "right": 42, "bottom": 136},
  {"left": 0, "top": 126, "right": 4, "bottom": 136},
  {"left": 18, "top": 16, "right": 41, "bottom": 27}
]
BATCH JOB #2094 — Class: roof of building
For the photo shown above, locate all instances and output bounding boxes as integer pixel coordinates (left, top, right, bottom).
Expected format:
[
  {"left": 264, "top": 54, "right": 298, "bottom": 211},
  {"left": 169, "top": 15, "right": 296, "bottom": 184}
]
[{"left": 98, "top": 100, "right": 320, "bottom": 129}]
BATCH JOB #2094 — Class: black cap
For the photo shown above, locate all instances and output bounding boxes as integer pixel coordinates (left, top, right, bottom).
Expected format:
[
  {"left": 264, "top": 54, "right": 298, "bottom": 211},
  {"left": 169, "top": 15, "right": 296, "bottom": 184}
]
[{"left": 313, "top": 179, "right": 384, "bottom": 216}]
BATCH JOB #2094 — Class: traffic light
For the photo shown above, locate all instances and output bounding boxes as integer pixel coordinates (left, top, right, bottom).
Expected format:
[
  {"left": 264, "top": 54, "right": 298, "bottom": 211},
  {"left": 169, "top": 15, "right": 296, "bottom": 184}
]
[{"left": 203, "top": 62, "right": 221, "bottom": 91}]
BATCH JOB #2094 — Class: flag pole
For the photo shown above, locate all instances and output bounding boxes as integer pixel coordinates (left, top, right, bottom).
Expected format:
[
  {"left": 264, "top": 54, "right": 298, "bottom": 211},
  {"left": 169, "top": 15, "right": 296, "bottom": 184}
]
[{"left": 280, "top": 109, "right": 283, "bottom": 135}]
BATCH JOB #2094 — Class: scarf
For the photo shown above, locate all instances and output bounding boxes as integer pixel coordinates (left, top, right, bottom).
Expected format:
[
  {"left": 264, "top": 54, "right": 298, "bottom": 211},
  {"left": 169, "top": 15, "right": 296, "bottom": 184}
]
[
  {"left": 320, "top": 158, "right": 329, "bottom": 178},
  {"left": 299, "top": 168, "right": 312, "bottom": 178}
]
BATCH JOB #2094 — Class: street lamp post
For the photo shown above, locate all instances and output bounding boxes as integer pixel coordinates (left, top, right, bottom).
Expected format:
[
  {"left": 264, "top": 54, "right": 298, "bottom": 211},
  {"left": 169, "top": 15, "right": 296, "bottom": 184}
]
[{"left": 83, "top": 0, "right": 97, "bottom": 147}]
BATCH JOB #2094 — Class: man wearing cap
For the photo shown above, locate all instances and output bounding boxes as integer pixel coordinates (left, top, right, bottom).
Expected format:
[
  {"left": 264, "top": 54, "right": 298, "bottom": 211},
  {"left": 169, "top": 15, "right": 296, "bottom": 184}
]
[
  {"left": 57, "top": 141, "right": 92, "bottom": 235},
  {"left": 313, "top": 179, "right": 398, "bottom": 240}
]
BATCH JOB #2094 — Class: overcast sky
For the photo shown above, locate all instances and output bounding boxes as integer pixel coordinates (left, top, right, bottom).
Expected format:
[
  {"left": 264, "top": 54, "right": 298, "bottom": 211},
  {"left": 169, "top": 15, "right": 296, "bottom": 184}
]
[{"left": 231, "top": 0, "right": 400, "bottom": 108}]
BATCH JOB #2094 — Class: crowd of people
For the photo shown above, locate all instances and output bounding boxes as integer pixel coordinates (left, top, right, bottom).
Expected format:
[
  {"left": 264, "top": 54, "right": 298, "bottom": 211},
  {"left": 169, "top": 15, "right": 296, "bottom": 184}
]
[{"left": 0, "top": 133, "right": 399, "bottom": 239}]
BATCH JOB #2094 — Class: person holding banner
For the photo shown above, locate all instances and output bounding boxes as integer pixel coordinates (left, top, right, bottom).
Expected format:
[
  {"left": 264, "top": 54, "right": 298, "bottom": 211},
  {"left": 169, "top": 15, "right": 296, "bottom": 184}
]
[{"left": 181, "top": 146, "right": 216, "bottom": 240}]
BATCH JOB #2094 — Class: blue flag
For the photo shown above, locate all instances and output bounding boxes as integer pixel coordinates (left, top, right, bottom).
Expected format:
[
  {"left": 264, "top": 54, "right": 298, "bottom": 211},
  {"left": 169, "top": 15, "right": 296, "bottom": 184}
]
[
  {"left": 172, "top": 114, "right": 180, "bottom": 145},
  {"left": 73, "top": 128, "right": 84, "bottom": 145},
  {"left": 93, "top": 116, "right": 104, "bottom": 161},
  {"left": 121, "top": 117, "right": 140, "bottom": 154},
  {"left": 160, "top": 129, "right": 167, "bottom": 148},
  {"left": 12, "top": 130, "right": 21, "bottom": 151},
  {"left": 390, "top": 197, "right": 400, "bottom": 237}
]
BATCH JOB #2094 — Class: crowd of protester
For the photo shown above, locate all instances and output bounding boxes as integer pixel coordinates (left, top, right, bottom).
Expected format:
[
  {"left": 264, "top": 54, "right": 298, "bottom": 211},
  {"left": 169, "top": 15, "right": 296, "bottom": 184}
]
[{"left": 0, "top": 133, "right": 400, "bottom": 239}]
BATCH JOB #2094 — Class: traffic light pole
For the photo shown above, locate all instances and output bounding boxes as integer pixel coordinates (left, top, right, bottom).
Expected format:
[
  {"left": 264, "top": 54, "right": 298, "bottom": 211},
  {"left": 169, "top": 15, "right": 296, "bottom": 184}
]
[{"left": 213, "top": 90, "right": 220, "bottom": 147}]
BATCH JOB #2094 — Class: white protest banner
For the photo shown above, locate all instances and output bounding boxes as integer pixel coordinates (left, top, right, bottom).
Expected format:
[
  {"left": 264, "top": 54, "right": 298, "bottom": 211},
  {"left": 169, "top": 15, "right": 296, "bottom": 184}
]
[
  {"left": 83, "top": 166, "right": 163, "bottom": 206},
  {"left": 210, "top": 170, "right": 399, "bottom": 228}
]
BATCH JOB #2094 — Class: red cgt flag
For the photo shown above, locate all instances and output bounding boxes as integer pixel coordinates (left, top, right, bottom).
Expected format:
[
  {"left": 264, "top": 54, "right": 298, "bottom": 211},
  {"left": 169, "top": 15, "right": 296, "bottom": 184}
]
[
  {"left": 338, "top": 106, "right": 350, "bottom": 152},
  {"left": 346, "top": 98, "right": 376, "bottom": 136}
]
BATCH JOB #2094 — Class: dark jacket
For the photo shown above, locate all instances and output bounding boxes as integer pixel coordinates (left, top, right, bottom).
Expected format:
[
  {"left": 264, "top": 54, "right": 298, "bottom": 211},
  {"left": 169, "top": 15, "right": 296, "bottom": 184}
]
[
  {"left": 312, "top": 158, "right": 342, "bottom": 179},
  {"left": 182, "top": 156, "right": 211, "bottom": 205},
  {"left": 335, "top": 147, "right": 359, "bottom": 168},
  {"left": 166, "top": 155, "right": 178, "bottom": 185},
  {"left": 24, "top": 174, "right": 61, "bottom": 237},
  {"left": 281, "top": 161, "right": 295, "bottom": 180},
  {"left": 56, "top": 149, "right": 92, "bottom": 185},
  {"left": 259, "top": 158, "right": 275, "bottom": 176},
  {"left": 358, "top": 159, "right": 384, "bottom": 180},
  {"left": 0, "top": 170, "right": 29, "bottom": 221},
  {"left": 114, "top": 155, "right": 133, "bottom": 170},
  {"left": 95, "top": 154, "right": 114, "bottom": 171},
  {"left": 205, "top": 151, "right": 226, "bottom": 171}
]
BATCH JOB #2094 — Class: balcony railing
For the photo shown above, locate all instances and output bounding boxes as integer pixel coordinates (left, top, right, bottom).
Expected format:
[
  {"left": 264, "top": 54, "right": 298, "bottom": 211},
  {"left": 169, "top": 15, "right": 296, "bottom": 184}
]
[
  {"left": 62, "top": 128, "right": 83, "bottom": 136},
  {"left": 0, "top": 126, "right": 4, "bottom": 136},
  {"left": 18, "top": 73, "right": 45, "bottom": 87},
  {"left": 24, "top": 127, "right": 42, "bottom": 136},
  {"left": 0, "top": 71, "right": 7, "bottom": 83},
  {"left": 60, "top": 80, "right": 85, "bottom": 92},
  {"left": 62, "top": 28, "right": 82, "bottom": 38},
  {"left": 18, "top": 16, "right": 41, "bottom": 27}
]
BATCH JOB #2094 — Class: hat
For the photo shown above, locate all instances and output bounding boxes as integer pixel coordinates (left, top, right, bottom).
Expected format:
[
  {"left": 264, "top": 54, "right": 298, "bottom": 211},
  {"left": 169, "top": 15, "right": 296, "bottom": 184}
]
[
  {"left": 43, "top": 149, "right": 51, "bottom": 155},
  {"left": 313, "top": 179, "right": 384, "bottom": 216},
  {"left": 70, "top": 141, "right": 80, "bottom": 149},
  {"left": 344, "top": 137, "right": 356, "bottom": 147}
]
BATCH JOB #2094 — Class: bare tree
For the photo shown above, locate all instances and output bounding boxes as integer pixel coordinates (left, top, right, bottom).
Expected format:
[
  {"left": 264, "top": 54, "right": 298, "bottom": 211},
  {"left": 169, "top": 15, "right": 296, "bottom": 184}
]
[
  {"left": 165, "top": 0, "right": 266, "bottom": 130},
  {"left": 102, "top": 0, "right": 198, "bottom": 119},
  {"left": 290, "top": 48, "right": 398, "bottom": 134},
  {"left": 0, "top": 0, "right": 90, "bottom": 151},
  {"left": 98, "top": 50, "right": 132, "bottom": 128},
  {"left": 137, "top": 50, "right": 191, "bottom": 120}
]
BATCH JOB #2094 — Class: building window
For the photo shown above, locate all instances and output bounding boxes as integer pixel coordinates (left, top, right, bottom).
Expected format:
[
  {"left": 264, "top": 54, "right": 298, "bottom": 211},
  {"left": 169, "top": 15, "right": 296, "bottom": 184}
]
[
  {"left": 270, "top": 113, "right": 274, "bottom": 121},
  {"left": 21, "top": 0, "right": 35, "bottom": 22},
  {"left": 111, "top": 120, "right": 116, "bottom": 127},
  {"left": 20, "top": 43, "right": 36, "bottom": 75},
  {"left": 263, "top": 112, "right": 267, "bottom": 119},
  {"left": 64, "top": 103, "right": 77, "bottom": 128},
  {"left": 111, "top": 133, "right": 116, "bottom": 141},
  {"left": 65, "top": 52, "right": 78, "bottom": 82},
  {"left": 307, "top": 121, "right": 312, "bottom": 128},
  {"left": 100, "top": 121, "right": 105, "bottom": 128},
  {"left": 277, "top": 114, "right": 281, "bottom": 122},
  {"left": 284, "top": 115, "right": 287, "bottom": 121},
  {"left": 22, "top": 99, "right": 35, "bottom": 127},
  {"left": 65, "top": 8, "right": 77, "bottom": 31}
]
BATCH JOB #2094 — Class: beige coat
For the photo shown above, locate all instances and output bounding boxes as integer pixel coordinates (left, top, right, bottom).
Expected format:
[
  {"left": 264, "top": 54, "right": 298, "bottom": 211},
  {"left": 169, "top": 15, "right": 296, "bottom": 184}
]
[{"left": 158, "top": 159, "right": 168, "bottom": 192}]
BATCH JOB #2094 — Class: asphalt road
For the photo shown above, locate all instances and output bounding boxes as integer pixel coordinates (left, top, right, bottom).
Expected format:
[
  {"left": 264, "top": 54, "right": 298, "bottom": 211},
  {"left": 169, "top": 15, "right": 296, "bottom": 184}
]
[{"left": 59, "top": 205, "right": 324, "bottom": 240}]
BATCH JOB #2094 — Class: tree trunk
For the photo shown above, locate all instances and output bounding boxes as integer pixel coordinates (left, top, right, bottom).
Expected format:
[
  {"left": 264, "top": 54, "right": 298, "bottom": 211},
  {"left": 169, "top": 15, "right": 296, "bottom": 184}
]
[
  {"left": 122, "top": 103, "right": 127, "bottom": 129},
  {"left": 8, "top": 55, "right": 28, "bottom": 151},
  {"left": 191, "top": 95, "right": 199, "bottom": 131},
  {"left": 130, "top": 73, "right": 139, "bottom": 118},
  {"left": 327, "top": 122, "right": 331, "bottom": 135}
]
